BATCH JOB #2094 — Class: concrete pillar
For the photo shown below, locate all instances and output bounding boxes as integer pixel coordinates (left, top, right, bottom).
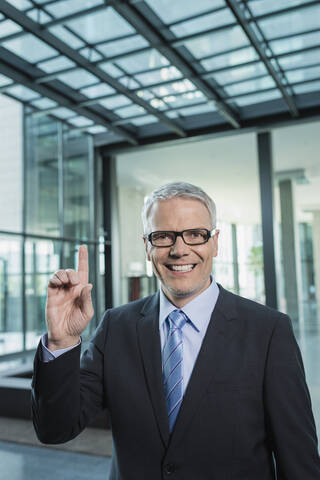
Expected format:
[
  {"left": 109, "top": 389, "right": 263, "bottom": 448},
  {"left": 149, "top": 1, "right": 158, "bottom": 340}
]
[
  {"left": 312, "top": 211, "right": 320, "bottom": 310},
  {"left": 279, "top": 179, "right": 299, "bottom": 322}
]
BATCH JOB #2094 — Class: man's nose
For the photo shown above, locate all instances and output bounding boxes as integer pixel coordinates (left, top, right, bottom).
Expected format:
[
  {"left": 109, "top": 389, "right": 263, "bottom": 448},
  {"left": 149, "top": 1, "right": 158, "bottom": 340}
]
[{"left": 169, "top": 235, "right": 189, "bottom": 256}]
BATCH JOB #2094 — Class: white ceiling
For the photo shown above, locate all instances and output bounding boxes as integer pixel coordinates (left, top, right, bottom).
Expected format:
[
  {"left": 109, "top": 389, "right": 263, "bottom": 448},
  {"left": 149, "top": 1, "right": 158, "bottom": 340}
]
[{"left": 117, "top": 120, "right": 320, "bottom": 225}]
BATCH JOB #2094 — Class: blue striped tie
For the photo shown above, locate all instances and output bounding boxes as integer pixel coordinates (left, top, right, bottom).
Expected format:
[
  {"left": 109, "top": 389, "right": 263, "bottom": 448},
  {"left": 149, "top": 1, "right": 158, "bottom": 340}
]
[{"left": 163, "top": 309, "right": 187, "bottom": 432}]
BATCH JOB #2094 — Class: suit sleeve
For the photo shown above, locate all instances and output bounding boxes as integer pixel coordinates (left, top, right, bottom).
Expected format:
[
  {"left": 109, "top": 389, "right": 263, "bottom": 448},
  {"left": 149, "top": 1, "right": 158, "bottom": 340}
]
[
  {"left": 264, "top": 313, "right": 320, "bottom": 479},
  {"left": 32, "top": 311, "right": 109, "bottom": 444}
]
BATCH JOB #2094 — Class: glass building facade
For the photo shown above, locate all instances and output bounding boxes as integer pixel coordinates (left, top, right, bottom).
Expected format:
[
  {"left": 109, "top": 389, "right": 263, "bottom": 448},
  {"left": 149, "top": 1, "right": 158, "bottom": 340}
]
[{"left": 0, "top": 94, "right": 104, "bottom": 358}]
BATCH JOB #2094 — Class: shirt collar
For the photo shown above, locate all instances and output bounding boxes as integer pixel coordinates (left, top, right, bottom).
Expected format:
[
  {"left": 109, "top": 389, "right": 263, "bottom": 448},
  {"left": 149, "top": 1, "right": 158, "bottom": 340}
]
[{"left": 159, "top": 277, "right": 219, "bottom": 333}]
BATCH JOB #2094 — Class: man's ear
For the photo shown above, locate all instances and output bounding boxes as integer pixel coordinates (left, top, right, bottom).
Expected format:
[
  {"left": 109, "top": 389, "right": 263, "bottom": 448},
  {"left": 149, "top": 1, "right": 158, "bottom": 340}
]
[
  {"left": 213, "top": 229, "right": 220, "bottom": 258},
  {"left": 143, "top": 236, "right": 151, "bottom": 261}
]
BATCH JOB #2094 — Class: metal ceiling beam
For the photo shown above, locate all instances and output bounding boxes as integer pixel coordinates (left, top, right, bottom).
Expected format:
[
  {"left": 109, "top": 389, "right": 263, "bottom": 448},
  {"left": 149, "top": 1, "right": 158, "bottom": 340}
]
[
  {"left": 107, "top": 0, "right": 240, "bottom": 128},
  {"left": 225, "top": 0, "right": 299, "bottom": 117},
  {"left": 0, "top": 1, "right": 186, "bottom": 138},
  {"left": 0, "top": 52, "right": 138, "bottom": 145}
]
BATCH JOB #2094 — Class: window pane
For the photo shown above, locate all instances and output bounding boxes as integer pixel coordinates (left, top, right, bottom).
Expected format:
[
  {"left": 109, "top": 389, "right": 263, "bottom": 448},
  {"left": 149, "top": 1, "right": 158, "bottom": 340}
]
[
  {"left": 249, "top": 0, "right": 312, "bottom": 16},
  {"left": 7, "top": 0, "right": 33, "bottom": 10},
  {"left": 231, "top": 89, "right": 281, "bottom": 107},
  {"left": 171, "top": 8, "right": 234, "bottom": 37},
  {"left": 99, "top": 94, "right": 131, "bottom": 110},
  {"left": 212, "top": 62, "right": 267, "bottom": 85},
  {"left": 49, "top": 25, "right": 85, "bottom": 49},
  {"left": 278, "top": 49, "right": 320, "bottom": 70},
  {"left": 177, "top": 102, "right": 216, "bottom": 116},
  {"left": 5, "top": 85, "right": 39, "bottom": 102},
  {"left": 134, "top": 66, "right": 182, "bottom": 86},
  {"left": 45, "top": 0, "right": 104, "bottom": 18},
  {"left": 286, "top": 65, "right": 320, "bottom": 84},
  {"left": 2, "top": 33, "right": 58, "bottom": 63},
  {"left": 38, "top": 56, "right": 75, "bottom": 74},
  {"left": 293, "top": 80, "right": 320, "bottom": 94},
  {"left": 65, "top": 8, "right": 134, "bottom": 44},
  {"left": 0, "top": 95, "right": 23, "bottom": 232},
  {"left": 259, "top": 4, "right": 320, "bottom": 39},
  {"left": 116, "top": 49, "right": 169, "bottom": 75},
  {"left": 145, "top": 0, "right": 224, "bottom": 24},
  {"left": 97, "top": 35, "right": 148, "bottom": 58},
  {"left": 81, "top": 83, "right": 115, "bottom": 98},
  {"left": 63, "top": 131, "right": 92, "bottom": 239},
  {"left": 25, "top": 115, "right": 60, "bottom": 236},
  {"left": 184, "top": 26, "right": 249, "bottom": 59},
  {"left": 224, "top": 76, "right": 276, "bottom": 96},
  {"left": 270, "top": 31, "right": 320, "bottom": 56},
  {"left": 0, "top": 74, "right": 12, "bottom": 88},
  {"left": 0, "top": 235, "right": 23, "bottom": 355},
  {"left": 115, "top": 104, "right": 146, "bottom": 119},
  {"left": 25, "top": 239, "right": 60, "bottom": 350},
  {"left": 57, "top": 69, "right": 99, "bottom": 89},
  {"left": 0, "top": 19, "right": 22, "bottom": 37},
  {"left": 200, "top": 47, "right": 258, "bottom": 71},
  {"left": 31, "top": 97, "right": 57, "bottom": 110}
]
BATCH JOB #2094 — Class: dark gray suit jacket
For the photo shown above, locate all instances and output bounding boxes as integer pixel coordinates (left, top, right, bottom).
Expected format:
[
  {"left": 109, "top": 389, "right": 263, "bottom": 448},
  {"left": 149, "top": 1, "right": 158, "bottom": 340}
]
[{"left": 32, "top": 285, "right": 320, "bottom": 479}]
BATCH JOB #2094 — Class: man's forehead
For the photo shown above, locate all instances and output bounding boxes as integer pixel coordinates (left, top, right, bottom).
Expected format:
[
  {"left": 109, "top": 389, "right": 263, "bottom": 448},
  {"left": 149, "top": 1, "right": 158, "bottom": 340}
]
[{"left": 148, "top": 196, "right": 211, "bottom": 223}]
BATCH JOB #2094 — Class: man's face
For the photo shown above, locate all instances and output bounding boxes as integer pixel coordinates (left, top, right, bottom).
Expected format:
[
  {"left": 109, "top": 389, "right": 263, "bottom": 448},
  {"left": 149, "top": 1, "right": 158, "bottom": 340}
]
[{"left": 144, "top": 197, "right": 219, "bottom": 307}]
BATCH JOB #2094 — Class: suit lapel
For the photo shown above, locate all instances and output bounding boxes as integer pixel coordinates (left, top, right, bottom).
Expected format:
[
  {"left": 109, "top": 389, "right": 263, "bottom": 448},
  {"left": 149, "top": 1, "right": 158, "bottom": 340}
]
[
  {"left": 137, "top": 292, "right": 170, "bottom": 447},
  {"left": 169, "top": 285, "right": 241, "bottom": 448}
]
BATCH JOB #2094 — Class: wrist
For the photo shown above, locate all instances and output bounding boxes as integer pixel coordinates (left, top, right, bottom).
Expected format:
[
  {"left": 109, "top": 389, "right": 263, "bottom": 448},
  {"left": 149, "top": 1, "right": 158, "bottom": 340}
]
[{"left": 47, "top": 335, "right": 81, "bottom": 351}]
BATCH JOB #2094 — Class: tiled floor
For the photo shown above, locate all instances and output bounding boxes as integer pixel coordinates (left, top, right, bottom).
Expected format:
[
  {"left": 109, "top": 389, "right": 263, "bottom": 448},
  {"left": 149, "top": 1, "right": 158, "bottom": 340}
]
[
  {"left": 0, "top": 441, "right": 111, "bottom": 480},
  {"left": 0, "top": 317, "right": 319, "bottom": 480}
]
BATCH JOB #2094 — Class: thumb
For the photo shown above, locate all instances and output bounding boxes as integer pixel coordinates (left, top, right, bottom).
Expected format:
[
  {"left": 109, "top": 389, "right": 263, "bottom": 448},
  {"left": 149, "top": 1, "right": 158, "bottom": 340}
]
[{"left": 79, "top": 284, "right": 94, "bottom": 320}]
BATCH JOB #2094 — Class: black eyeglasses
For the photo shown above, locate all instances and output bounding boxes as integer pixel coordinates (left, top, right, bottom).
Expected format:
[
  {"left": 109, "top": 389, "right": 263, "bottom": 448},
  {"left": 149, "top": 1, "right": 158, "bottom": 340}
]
[{"left": 145, "top": 228, "right": 217, "bottom": 247}]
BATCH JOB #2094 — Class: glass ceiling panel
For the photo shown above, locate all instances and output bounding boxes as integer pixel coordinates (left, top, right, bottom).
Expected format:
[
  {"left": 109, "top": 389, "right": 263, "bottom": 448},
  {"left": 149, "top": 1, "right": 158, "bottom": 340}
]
[
  {"left": 66, "top": 7, "right": 135, "bottom": 44},
  {"left": 149, "top": 98, "right": 167, "bottom": 110},
  {"left": 286, "top": 65, "right": 320, "bottom": 84},
  {"left": 224, "top": 76, "right": 276, "bottom": 96},
  {"left": 248, "top": 0, "right": 313, "bottom": 17},
  {"left": 171, "top": 8, "right": 235, "bottom": 38},
  {"left": 270, "top": 31, "right": 320, "bottom": 56},
  {"left": 0, "top": 73, "right": 12, "bottom": 87},
  {"left": 259, "top": 4, "right": 320, "bottom": 40},
  {"left": 57, "top": 69, "right": 99, "bottom": 89},
  {"left": 119, "top": 76, "right": 140, "bottom": 90},
  {"left": 115, "top": 49, "right": 169, "bottom": 74},
  {"left": 211, "top": 62, "right": 267, "bottom": 85},
  {"left": 145, "top": 0, "right": 224, "bottom": 25},
  {"left": 152, "top": 79, "right": 197, "bottom": 96},
  {"left": 7, "top": 0, "right": 33, "bottom": 9},
  {"left": 200, "top": 46, "right": 258, "bottom": 71},
  {"left": 6, "top": 84, "right": 39, "bottom": 101},
  {"left": 184, "top": 26, "right": 249, "bottom": 59},
  {"left": 293, "top": 80, "right": 320, "bottom": 95},
  {"left": 99, "top": 95, "right": 131, "bottom": 110},
  {"left": 51, "top": 107, "right": 75, "bottom": 119},
  {"left": 177, "top": 102, "right": 216, "bottom": 116},
  {"left": 231, "top": 89, "right": 281, "bottom": 107},
  {"left": 134, "top": 66, "right": 183, "bottom": 86},
  {"left": 27, "top": 8, "right": 51, "bottom": 23},
  {"left": 80, "top": 83, "right": 115, "bottom": 98},
  {"left": 136, "top": 89, "right": 154, "bottom": 101},
  {"left": 97, "top": 35, "right": 149, "bottom": 58},
  {"left": 0, "top": 19, "right": 22, "bottom": 37},
  {"left": 2, "top": 33, "right": 58, "bottom": 63},
  {"left": 31, "top": 97, "right": 57, "bottom": 109},
  {"left": 278, "top": 48, "right": 320, "bottom": 70},
  {"left": 45, "top": 0, "right": 104, "bottom": 18},
  {"left": 49, "top": 25, "right": 85, "bottom": 49},
  {"left": 130, "top": 115, "right": 158, "bottom": 126},
  {"left": 99, "top": 62, "right": 123, "bottom": 78},
  {"left": 115, "top": 104, "right": 146, "bottom": 118},
  {"left": 38, "top": 56, "right": 76, "bottom": 73},
  {"left": 86, "top": 125, "right": 107, "bottom": 134},
  {"left": 68, "top": 116, "right": 93, "bottom": 127},
  {"left": 162, "top": 91, "right": 205, "bottom": 108}
]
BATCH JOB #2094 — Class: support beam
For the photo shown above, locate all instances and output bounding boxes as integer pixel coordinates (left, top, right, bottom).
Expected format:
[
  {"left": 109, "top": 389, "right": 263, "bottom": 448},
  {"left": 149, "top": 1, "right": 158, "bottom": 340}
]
[
  {"left": 0, "top": 57, "right": 138, "bottom": 145},
  {"left": 108, "top": 0, "right": 241, "bottom": 128},
  {"left": 0, "top": 1, "right": 186, "bottom": 138},
  {"left": 257, "top": 132, "right": 278, "bottom": 309},
  {"left": 225, "top": 0, "right": 299, "bottom": 118}
]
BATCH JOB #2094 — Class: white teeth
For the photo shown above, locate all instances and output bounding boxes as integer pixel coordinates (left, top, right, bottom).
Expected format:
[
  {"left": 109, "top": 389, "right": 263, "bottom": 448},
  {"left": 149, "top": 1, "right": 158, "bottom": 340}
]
[{"left": 170, "top": 264, "right": 194, "bottom": 272}]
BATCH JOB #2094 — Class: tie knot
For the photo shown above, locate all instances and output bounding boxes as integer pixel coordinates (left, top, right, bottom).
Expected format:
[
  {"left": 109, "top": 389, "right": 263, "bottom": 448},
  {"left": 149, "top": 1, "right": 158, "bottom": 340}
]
[{"left": 167, "top": 309, "right": 187, "bottom": 331}]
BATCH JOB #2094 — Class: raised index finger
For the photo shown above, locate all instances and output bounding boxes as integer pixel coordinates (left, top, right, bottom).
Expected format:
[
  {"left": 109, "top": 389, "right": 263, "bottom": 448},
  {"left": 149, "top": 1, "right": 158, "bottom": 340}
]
[{"left": 77, "top": 245, "right": 89, "bottom": 284}]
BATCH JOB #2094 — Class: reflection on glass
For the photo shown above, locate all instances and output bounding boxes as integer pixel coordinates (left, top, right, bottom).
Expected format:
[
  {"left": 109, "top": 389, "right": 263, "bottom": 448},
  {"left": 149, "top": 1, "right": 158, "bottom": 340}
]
[
  {"left": 63, "top": 131, "right": 91, "bottom": 239},
  {"left": 0, "top": 236, "right": 23, "bottom": 355},
  {"left": 25, "top": 115, "right": 60, "bottom": 236},
  {"left": 25, "top": 239, "right": 60, "bottom": 350}
]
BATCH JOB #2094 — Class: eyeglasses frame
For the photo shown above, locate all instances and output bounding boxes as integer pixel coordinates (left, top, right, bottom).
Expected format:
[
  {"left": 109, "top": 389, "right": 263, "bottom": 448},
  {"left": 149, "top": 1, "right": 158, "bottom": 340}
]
[{"left": 145, "top": 228, "right": 218, "bottom": 247}]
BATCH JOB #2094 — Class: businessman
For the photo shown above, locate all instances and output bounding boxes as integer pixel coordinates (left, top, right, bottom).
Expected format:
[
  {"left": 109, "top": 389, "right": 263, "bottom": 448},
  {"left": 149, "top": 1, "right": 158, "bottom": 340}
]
[{"left": 32, "top": 182, "right": 320, "bottom": 479}]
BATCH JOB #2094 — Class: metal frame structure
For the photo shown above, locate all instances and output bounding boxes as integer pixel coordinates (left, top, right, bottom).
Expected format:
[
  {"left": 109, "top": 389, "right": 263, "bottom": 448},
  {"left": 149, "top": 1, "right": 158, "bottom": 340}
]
[{"left": 0, "top": 0, "right": 319, "bottom": 148}]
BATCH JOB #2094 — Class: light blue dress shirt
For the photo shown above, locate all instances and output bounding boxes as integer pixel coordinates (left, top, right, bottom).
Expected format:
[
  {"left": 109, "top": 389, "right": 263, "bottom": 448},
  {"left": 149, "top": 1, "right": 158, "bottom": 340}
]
[
  {"left": 42, "top": 277, "right": 220, "bottom": 373},
  {"left": 159, "top": 277, "right": 219, "bottom": 394}
]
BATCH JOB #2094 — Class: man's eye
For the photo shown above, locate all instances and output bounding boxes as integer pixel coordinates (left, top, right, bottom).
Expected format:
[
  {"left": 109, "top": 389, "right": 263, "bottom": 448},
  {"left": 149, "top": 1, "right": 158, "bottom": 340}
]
[
  {"left": 154, "top": 232, "right": 170, "bottom": 240},
  {"left": 190, "top": 230, "right": 203, "bottom": 238}
]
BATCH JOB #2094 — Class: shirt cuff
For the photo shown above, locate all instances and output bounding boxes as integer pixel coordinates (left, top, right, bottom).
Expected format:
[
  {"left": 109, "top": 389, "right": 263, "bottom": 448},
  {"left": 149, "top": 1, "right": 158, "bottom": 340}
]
[{"left": 41, "top": 333, "right": 81, "bottom": 362}]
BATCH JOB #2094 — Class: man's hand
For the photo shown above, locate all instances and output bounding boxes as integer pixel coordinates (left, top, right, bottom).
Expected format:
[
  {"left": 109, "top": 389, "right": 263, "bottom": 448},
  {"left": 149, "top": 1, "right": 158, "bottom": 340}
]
[{"left": 46, "top": 245, "right": 94, "bottom": 351}]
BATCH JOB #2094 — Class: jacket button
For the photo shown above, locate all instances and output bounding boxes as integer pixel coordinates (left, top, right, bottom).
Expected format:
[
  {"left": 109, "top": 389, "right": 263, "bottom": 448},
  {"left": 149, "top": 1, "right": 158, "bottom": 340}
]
[{"left": 164, "top": 463, "right": 175, "bottom": 475}]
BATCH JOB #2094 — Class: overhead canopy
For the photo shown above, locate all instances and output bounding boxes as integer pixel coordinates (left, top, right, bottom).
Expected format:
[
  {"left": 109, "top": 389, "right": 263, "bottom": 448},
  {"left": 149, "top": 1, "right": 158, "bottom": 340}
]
[{"left": 0, "top": 0, "right": 319, "bottom": 147}]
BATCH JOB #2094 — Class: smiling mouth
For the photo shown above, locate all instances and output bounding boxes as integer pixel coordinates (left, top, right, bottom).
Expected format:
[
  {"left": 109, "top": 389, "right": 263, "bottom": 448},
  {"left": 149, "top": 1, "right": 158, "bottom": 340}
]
[{"left": 166, "top": 264, "right": 196, "bottom": 272}]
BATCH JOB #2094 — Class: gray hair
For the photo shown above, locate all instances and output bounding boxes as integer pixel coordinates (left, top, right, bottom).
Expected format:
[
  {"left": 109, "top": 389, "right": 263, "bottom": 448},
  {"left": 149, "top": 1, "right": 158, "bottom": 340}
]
[{"left": 141, "top": 182, "right": 216, "bottom": 234}]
